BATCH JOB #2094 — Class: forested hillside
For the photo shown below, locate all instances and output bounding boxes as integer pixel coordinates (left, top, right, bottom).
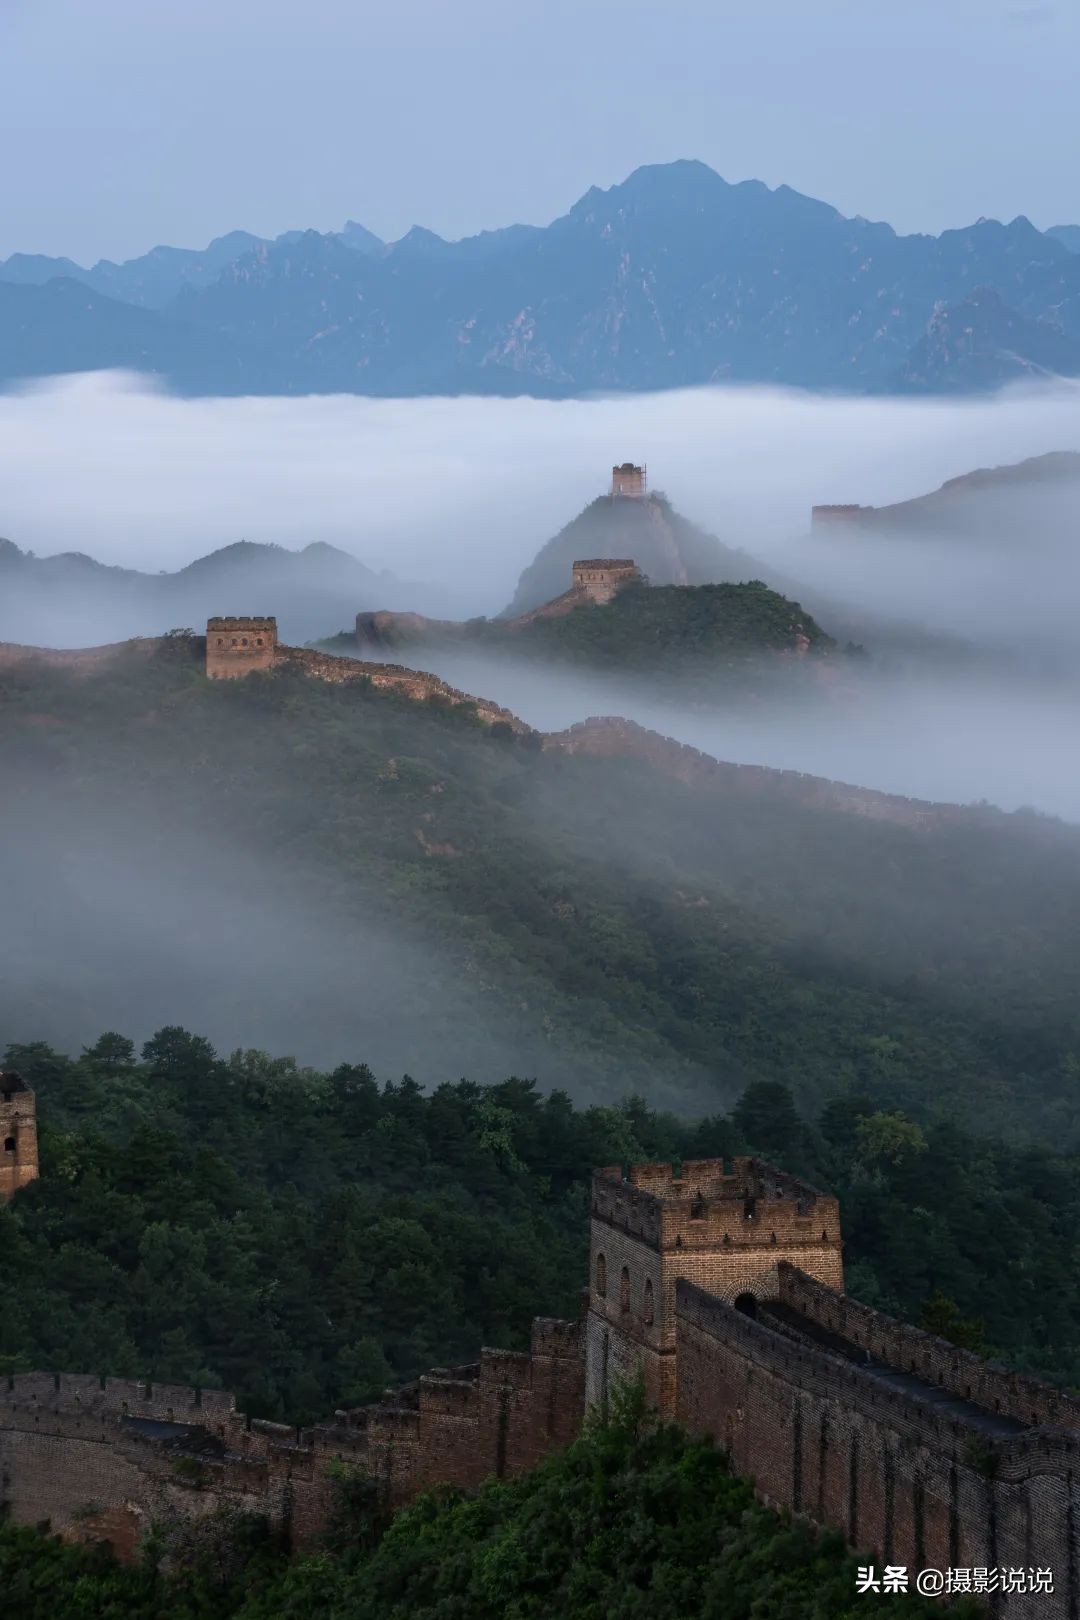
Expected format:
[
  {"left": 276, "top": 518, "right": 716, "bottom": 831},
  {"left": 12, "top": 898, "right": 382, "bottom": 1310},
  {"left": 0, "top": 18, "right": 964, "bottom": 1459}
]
[
  {"left": 5, "top": 639, "right": 1080, "bottom": 1136},
  {"left": 349, "top": 579, "right": 835, "bottom": 685},
  {"left": 4, "top": 1029, "right": 1080, "bottom": 1406}
]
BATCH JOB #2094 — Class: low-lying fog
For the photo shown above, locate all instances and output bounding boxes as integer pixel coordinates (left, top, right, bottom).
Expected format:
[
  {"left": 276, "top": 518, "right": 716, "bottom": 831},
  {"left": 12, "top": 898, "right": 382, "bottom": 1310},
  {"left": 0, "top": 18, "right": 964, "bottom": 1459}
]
[
  {"left": 0, "top": 788, "right": 716, "bottom": 1104},
  {"left": 4, "top": 369, "right": 1080, "bottom": 818}
]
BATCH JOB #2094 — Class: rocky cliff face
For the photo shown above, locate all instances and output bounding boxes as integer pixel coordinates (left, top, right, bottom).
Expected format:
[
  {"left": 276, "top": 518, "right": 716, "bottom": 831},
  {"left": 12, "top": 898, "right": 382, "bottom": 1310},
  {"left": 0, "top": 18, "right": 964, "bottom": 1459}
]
[{"left": 8, "top": 161, "right": 1079, "bottom": 396}]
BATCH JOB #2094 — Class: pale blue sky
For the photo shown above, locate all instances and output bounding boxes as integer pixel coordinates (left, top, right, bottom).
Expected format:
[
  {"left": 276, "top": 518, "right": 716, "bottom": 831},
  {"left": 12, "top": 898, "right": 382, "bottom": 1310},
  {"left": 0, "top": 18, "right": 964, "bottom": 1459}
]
[{"left": 1, "top": 0, "right": 1076, "bottom": 262}]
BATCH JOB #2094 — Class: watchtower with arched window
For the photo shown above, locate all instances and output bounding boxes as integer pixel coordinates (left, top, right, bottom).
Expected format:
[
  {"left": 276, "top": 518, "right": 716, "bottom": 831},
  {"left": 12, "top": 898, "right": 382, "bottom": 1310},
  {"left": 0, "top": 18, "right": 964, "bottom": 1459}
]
[
  {"left": 205, "top": 617, "right": 278, "bottom": 679},
  {"left": 0, "top": 1072, "right": 38, "bottom": 1203},
  {"left": 585, "top": 1157, "right": 843, "bottom": 1416}
]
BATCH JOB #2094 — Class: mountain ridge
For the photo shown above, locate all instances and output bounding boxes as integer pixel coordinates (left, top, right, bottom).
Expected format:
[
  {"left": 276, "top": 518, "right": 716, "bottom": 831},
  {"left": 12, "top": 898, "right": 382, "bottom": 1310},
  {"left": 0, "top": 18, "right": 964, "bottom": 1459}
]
[
  {"left": 5, "top": 161, "right": 1080, "bottom": 395},
  {"left": 0, "top": 535, "right": 458, "bottom": 646}
]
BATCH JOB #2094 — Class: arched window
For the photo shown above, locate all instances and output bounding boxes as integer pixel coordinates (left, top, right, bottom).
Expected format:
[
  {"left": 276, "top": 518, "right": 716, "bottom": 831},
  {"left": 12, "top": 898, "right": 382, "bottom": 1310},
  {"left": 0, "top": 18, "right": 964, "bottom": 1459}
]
[
  {"left": 595, "top": 1252, "right": 607, "bottom": 1297},
  {"left": 620, "top": 1265, "right": 631, "bottom": 1314},
  {"left": 643, "top": 1277, "right": 654, "bottom": 1325},
  {"left": 217, "top": 638, "right": 225, "bottom": 647},
  {"left": 3, "top": 1137, "right": 15, "bottom": 1153}
]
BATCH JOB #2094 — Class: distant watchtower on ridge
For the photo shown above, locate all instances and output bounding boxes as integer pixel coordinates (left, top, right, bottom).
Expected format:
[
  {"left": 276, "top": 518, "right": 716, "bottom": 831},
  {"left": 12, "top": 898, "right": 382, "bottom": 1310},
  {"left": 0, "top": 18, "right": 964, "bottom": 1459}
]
[
  {"left": 611, "top": 462, "right": 646, "bottom": 499},
  {"left": 0, "top": 1073, "right": 38, "bottom": 1203},
  {"left": 206, "top": 617, "right": 278, "bottom": 679}
]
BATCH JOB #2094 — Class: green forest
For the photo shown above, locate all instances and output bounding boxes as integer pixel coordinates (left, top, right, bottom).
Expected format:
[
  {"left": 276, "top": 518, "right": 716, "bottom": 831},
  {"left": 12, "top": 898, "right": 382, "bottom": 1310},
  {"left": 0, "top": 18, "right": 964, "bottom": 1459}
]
[
  {"left": 3, "top": 1029, "right": 1078, "bottom": 1411},
  {"left": 502, "top": 578, "right": 833, "bottom": 667},
  {"left": 343, "top": 578, "right": 836, "bottom": 682},
  {"left": 5, "top": 642, "right": 1080, "bottom": 1137},
  {"left": 4, "top": 641, "right": 1074, "bottom": 1616}
]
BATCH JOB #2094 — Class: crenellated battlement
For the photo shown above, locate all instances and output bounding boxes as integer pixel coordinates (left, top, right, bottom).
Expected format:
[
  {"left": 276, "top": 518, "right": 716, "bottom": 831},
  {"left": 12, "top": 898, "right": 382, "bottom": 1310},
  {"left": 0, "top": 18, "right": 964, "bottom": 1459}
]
[
  {"left": 5, "top": 1155, "right": 1080, "bottom": 1615},
  {"left": 591, "top": 1158, "right": 841, "bottom": 1255},
  {"left": 0, "top": 1371, "right": 236, "bottom": 1422}
]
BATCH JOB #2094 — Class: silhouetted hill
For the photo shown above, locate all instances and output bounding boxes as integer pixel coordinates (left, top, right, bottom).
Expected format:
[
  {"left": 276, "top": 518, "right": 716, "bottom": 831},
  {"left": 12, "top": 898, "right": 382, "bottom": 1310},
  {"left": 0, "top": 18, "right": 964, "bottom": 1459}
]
[
  {"left": 0, "top": 536, "right": 454, "bottom": 646},
  {"left": 3, "top": 163, "right": 1080, "bottom": 394},
  {"left": 0, "top": 222, "right": 386, "bottom": 310},
  {"left": 813, "top": 449, "right": 1080, "bottom": 541},
  {"left": 503, "top": 492, "right": 760, "bottom": 615}
]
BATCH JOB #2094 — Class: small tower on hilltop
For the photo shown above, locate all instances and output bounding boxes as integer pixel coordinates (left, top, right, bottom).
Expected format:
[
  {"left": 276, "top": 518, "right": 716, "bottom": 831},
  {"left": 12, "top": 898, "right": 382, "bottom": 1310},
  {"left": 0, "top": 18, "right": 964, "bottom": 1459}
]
[
  {"left": 586, "top": 1158, "right": 843, "bottom": 1416},
  {"left": 205, "top": 617, "right": 278, "bottom": 679},
  {"left": 811, "top": 504, "right": 872, "bottom": 530},
  {"left": 0, "top": 1072, "right": 39, "bottom": 1203},
  {"left": 611, "top": 462, "right": 646, "bottom": 499}
]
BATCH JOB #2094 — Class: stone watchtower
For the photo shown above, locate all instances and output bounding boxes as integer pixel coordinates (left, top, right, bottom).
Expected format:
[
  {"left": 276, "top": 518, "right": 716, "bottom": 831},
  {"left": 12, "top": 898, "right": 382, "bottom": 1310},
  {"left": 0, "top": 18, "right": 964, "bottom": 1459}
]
[
  {"left": 586, "top": 1158, "right": 843, "bottom": 1415},
  {"left": 570, "top": 560, "right": 642, "bottom": 605},
  {"left": 611, "top": 462, "right": 646, "bottom": 499},
  {"left": 205, "top": 617, "right": 277, "bottom": 679},
  {"left": 0, "top": 1072, "right": 38, "bottom": 1203}
]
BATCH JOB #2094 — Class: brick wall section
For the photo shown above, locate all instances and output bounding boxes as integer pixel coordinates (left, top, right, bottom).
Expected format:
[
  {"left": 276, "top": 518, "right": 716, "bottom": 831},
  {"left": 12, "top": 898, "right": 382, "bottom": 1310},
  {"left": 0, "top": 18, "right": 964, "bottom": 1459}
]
[
  {"left": 270, "top": 644, "right": 527, "bottom": 731},
  {"left": 569, "top": 560, "right": 642, "bottom": 604},
  {"left": 0, "top": 1374, "right": 271, "bottom": 1547},
  {"left": 585, "top": 1160, "right": 843, "bottom": 1415},
  {"left": 0, "top": 1317, "right": 584, "bottom": 1556},
  {"left": 675, "top": 1278, "right": 1080, "bottom": 1620},
  {"left": 778, "top": 1267, "right": 1080, "bottom": 1432},
  {"left": 0, "top": 1075, "right": 38, "bottom": 1203}
]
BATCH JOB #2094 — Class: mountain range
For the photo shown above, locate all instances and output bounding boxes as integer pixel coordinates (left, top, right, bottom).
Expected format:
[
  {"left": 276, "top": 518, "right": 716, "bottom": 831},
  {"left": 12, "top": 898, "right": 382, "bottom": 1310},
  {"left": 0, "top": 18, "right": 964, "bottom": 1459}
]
[
  {"left": 0, "top": 536, "right": 460, "bottom": 647},
  {"left": 812, "top": 449, "right": 1080, "bottom": 538},
  {"left": 6, "top": 161, "right": 1080, "bottom": 397}
]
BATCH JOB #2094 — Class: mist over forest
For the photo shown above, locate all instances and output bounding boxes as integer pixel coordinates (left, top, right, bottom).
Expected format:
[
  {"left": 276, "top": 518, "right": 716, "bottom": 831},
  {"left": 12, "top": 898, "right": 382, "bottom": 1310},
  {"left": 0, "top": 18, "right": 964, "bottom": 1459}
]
[{"left": 3, "top": 371, "right": 1080, "bottom": 818}]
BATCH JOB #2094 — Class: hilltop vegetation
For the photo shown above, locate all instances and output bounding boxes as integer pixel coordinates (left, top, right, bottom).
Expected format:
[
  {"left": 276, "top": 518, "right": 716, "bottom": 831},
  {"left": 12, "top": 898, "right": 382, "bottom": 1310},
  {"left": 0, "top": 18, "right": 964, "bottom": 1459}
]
[
  {"left": 5, "top": 640, "right": 1080, "bottom": 1136},
  {"left": 512, "top": 579, "right": 832, "bottom": 666},
  {"left": 353, "top": 579, "right": 833, "bottom": 685}
]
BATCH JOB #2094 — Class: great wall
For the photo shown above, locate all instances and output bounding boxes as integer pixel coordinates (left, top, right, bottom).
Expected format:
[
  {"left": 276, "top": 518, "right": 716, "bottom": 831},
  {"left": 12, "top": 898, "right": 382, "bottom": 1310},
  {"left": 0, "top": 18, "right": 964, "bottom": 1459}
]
[
  {"left": 5, "top": 460, "right": 1079, "bottom": 1610},
  {"left": 2, "top": 1084, "right": 1078, "bottom": 1619},
  {"left": 0, "top": 610, "right": 1039, "bottom": 839}
]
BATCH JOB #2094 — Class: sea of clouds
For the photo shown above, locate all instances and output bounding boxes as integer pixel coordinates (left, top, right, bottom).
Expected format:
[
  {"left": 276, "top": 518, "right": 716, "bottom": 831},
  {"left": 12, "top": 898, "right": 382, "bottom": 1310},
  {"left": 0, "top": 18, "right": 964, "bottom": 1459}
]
[{"left": 4, "top": 369, "right": 1080, "bottom": 816}]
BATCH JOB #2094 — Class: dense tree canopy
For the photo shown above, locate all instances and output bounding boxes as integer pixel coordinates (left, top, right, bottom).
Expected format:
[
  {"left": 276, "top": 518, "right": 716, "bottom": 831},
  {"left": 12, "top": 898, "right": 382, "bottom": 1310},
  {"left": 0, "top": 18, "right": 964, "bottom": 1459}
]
[
  {"left": 5, "top": 644, "right": 1080, "bottom": 1137},
  {"left": 3, "top": 1032, "right": 1079, "bottom": 1417}
]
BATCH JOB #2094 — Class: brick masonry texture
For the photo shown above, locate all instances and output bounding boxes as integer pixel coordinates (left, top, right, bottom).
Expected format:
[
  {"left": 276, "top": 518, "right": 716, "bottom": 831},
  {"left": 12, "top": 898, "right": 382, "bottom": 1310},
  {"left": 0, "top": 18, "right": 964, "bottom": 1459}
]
[
  {"left": 205, "top": 617, "right": 278, "bottom": 679},
  {"left": 0, "top": 1074, "right": 38, "bottom": 1203},
  {"left": 5, "top": 1154, "right": 1080, "bottom": 1619},
  {"left": 0, "top": 1318, "right": 586, "bottom": 1556}
]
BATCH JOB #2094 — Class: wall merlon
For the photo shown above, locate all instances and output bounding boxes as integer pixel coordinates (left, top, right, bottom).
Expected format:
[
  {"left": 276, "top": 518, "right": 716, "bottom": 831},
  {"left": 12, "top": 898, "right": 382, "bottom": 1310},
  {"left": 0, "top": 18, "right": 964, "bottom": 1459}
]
[{"left": 777, "top": 1265, "right": 1077, "bottom": 1430}]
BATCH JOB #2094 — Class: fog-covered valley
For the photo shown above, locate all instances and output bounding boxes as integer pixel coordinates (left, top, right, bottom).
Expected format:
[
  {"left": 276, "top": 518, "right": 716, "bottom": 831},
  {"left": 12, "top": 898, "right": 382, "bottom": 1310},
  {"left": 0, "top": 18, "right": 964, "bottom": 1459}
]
[{"left": 3, "top": 371, "right": 1080, "bottom": 819}]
